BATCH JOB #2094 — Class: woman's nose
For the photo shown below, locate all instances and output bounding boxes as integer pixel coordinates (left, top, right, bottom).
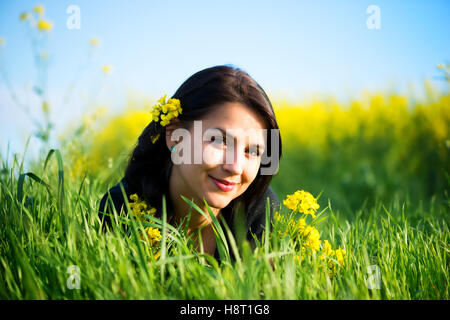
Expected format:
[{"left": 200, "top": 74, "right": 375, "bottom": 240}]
[{"left": 223, "top": 147, "right": 244, "bottom": 175}]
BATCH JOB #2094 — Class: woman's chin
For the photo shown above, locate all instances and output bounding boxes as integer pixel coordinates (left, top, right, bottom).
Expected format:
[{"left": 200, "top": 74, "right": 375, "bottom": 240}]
[{"left": 203, "top": 193, "right": 231, "bottom": 210}]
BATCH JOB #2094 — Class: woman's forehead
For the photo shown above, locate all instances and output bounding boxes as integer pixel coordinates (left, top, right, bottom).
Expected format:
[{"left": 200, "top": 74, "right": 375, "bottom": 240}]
[{"left": 201, "top": 102, "right": 267, "bottom": 128}]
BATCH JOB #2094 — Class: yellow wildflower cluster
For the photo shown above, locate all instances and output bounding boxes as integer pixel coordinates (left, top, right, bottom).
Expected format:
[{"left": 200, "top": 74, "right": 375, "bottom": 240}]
[
  {"left": 129, "top": 194, "right": 161, "bottom": 258},
  {"left": 274, "top": 189, "right": 347, "bottom": 278},
  {"left": 20, "top": 12, "right": 31, "bottom": 21},
  {"left": 129, "top": 193, "right": 156, "bottom": 220},
  {"left": 319, "top": 240, "right": 346, "bottom": 277},
  {"left": 140, "top": 227, "right": 162, "bottom": 246},
  {"left": 290, "top": 217, "right": 306, "bottom": 235},
  {"left": 90, "top": 38, "right": 100, "bottom": 47},
  {"left": 102, "top": 65, "right": 113, "bottom": 74},
  {"left": 283, "top": 190, "right": 320, "bottom": 218},
  {"left": 20, "top": 5, "right": 53, "bottom": 32},
  {"left": 274, "top": 211, "right": 322, "bottom": 253},
  {"left": 320, "top": 240, "right": 334, "bottom": 258},
  {"left": 139, "top": 226, "right": 162, "bottom": 260},
  {"left": 302, "top": 225, "right": 321, "bottom": 252},
  {"left": 151, "top": 95, "right": 182, "bottom": 127},
  {"left": 33, "top": 5, "right": 44, "bottom": 17},
  {"left": 37, "top": 19, "right": 52, "bottom": 32}
]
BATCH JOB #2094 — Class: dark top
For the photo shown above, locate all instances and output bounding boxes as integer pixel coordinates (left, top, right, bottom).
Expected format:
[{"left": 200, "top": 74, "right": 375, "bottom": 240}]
[{"left": 98, "top": 178, "right": 280, "bottom": 261}]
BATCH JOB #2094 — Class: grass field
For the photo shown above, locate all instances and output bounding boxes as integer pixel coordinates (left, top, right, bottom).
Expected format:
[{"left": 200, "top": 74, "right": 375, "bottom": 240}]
[
  {"left": 1, "top": 88, "right": 448, "bottom": 300},
  {"left": 0, "top": 4, "right": 448, "bottom": 299}
]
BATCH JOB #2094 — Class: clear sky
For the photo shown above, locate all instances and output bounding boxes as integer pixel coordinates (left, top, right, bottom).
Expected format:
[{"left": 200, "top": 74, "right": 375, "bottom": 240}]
[{"left": 1, "top": 0, "right": 449, "bottom": 157}]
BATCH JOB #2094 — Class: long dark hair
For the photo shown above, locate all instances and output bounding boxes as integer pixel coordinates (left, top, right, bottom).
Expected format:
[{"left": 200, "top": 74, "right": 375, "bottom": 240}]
[{"left": 124, "top": 65, "right": 282, "bottom": 225}]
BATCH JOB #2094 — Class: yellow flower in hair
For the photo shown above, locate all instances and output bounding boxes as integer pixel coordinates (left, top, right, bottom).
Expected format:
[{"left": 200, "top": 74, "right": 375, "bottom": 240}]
[
  {"left": 158, "top": 94, "right": 167, "bottom": 104},
  {"left": 150, "top": 95, "right": 182, "bottom": 127},
  {"left": 151, "top": 133, "right": 160, "bottom": 144}
]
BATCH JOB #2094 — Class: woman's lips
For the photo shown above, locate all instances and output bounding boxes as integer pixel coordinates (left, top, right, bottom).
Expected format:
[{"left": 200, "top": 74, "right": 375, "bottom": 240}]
[{"left": 209, "top": 176, "right": 236, "bottom": 192}]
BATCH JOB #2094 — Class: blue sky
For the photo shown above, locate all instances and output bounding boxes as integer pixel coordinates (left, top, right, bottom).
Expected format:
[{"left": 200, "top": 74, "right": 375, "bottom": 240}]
[{"left": 0, "top": 0, "right": 449, "bottom": 156}]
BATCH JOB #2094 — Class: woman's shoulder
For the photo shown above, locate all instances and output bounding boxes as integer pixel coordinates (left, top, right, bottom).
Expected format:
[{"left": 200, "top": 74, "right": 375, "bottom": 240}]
[
  {"left": 98, "top": 178, "right": 135, "bottom": 228},
  {"left": 244, "top": 185, "right": 280, "bottom": 238},
  {"left": 99, "top": 178, "right": 132, "bottom": 203},
  {"left": 247, "top": 185, "right": 280, "bottom": 216}
]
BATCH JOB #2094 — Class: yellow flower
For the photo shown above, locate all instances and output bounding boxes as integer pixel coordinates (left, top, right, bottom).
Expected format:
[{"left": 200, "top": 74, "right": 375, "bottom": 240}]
[
  {"left": 40, "top": 51, "right": 50, "bottom": 61},
  {"left": 322, "top": 240, "right": 334, "bottom": 256},
  {"left": 302, "top": 225, "right": 321, "bottom": 252},
  {"left": 90, "top": 38, "right": 100, "bottom": 46},
  {"left": 37, "top": 20, "right": 52, "bottom": 32},
  {"left": 294, "top": 218, "right": 307, "bottom": 234},
  {"left": 33, "top": 5, "right": 44, "bottom": 17},
  {"left": 0, "top": 38, "right": 4, "bottom": 47},
  {"left": 151, "top": 133, "right": 160, "bottom": 144},
  {"left": 141, "top": 227, "right": 162, "bottom": 246},
  {"left": 102, "top": 65, "right": 113, "bottom": 74},
  {"left": 294, "top": 254, "right": 304, "bottom": 262},
  {"left": 283, "top": 190, "right": 320, "bottom": 218},
  {"left": 150, "top": 95, "right": 182, "bottom": 127},
  {"left": 20, "top": 12, "right": 30, "bottom": 21},
  {"left": 319, "top": 239, "right": 335, "bottom": 260},
  {"left": 335, "top": 247, "right": 346, "bottom": 266},
  {"left": 168, "top": 98, "right": 180, "bottom": 107},
  {"left": 153, "top": 250, "right": 161, "bottom": 260},
  {"left": 129, "top": 193, "right": 156, "bottom": 220},
  {"left": 157, "top": 94, "right": 167, "bottom": 104},
  {"left": 274, "top": 211, "right": 282, "bottom": 221},
  {"left": 41, "top": 101, "right": 50, "bottom": 113}
]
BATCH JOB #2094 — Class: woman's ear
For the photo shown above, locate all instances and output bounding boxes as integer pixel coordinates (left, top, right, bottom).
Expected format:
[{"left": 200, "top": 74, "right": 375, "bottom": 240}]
[{"left": 165, "top": 119, "right": 182, "bottom": 150}]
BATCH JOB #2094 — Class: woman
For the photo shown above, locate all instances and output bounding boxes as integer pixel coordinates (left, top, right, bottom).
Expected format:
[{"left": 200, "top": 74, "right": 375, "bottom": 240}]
[{"left": 98, "top": 65, "right": 282, "bottom": 259}]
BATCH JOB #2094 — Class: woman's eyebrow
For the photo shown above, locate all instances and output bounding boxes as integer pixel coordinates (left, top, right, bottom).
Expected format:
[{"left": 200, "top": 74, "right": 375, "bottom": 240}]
[
  {"left": 212, "top": 127, "right": 266, "bottom": 150},
  {"left": 213, "top": 127, "right": 233, "bottom": 140}
]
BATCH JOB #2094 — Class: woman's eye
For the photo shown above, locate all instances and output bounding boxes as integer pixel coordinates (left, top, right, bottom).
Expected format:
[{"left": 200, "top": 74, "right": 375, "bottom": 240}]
[
  {"left": 211, "top": 136, "right": 225, "bottom": 145},
  {"left": 247, "top": 148, "right": 261, "bottom": 157}
]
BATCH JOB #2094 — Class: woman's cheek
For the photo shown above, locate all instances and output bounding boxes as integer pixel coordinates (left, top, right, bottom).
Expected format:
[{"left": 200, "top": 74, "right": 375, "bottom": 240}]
[
  {"left": 203, "top": 144, "right": 225, "bottom": 165},
  {"left": 248, "top": 158, "right": 261, "bottom": 180}
]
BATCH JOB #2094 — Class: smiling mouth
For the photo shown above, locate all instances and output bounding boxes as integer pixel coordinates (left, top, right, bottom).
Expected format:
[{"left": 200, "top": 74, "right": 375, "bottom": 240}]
[{"left": 209, "top": 176, "right": 237, "bottom": 192}]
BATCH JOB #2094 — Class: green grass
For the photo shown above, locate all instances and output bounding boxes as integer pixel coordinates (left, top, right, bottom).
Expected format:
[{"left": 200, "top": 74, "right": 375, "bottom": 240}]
[{"left": 0, "top": 149, "right": 448, "bottom": 300}]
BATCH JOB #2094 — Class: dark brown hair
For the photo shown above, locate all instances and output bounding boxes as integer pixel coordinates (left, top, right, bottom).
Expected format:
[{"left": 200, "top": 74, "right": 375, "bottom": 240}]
[{"left": 124, "top": 65, "right": 282, "bottom": 225}]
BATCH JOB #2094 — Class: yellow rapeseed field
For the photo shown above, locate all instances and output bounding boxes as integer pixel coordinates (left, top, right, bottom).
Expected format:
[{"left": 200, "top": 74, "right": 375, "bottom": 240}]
[{"left": 61, "top": 85, "right": 449, "bottom": 211}]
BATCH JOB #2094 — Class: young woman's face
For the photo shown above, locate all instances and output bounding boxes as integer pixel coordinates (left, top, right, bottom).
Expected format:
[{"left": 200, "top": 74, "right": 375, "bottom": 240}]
[{"left": 168, "top": 102, "right": 267, "bottom": 212}]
